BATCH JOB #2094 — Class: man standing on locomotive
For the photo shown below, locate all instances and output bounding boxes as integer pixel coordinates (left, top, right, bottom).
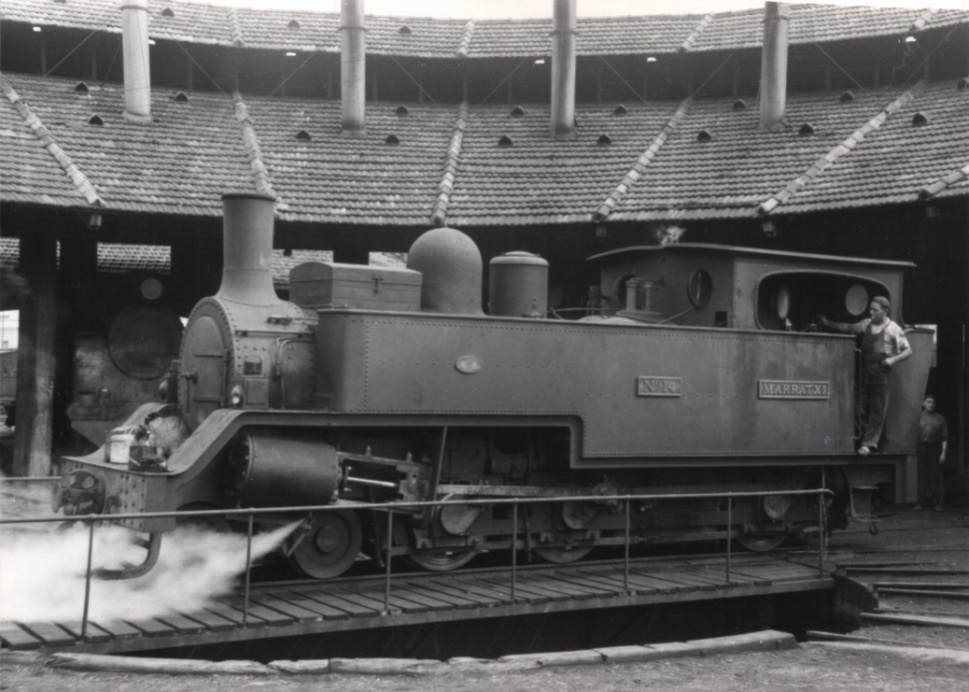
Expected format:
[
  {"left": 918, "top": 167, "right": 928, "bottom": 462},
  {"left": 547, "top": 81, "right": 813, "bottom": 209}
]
[{"left": 817, "top": 296, "right": 912, "bottom": 456}]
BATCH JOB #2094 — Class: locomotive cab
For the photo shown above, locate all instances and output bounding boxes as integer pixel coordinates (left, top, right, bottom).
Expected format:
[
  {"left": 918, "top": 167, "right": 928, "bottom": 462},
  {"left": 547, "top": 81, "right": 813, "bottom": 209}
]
[{"left": 590, "top": 244, "right": 911, "bottom": 331}]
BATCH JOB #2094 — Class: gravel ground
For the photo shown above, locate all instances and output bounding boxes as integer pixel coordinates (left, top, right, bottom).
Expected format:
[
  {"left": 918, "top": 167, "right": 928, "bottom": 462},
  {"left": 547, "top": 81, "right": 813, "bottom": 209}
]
[
  {"left": 2, "top": 505, "right": 967, "bottom": 691},
  {"left": 3, "top": 644, "right": 968, "bottom": 692}
]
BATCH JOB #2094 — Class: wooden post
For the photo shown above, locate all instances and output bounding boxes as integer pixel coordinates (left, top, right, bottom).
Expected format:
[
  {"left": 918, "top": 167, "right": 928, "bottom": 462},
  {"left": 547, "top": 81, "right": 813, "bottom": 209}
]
[
  {"left": 12, "top": 233, "right": 58, "bottom": 477},
  {"left": 58, "top": 233, "right": 97, "bottom": 448}
]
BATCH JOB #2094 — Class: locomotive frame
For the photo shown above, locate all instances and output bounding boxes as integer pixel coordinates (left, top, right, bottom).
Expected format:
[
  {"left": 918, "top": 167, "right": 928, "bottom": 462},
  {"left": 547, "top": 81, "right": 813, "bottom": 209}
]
[{"left": 55, "top": 193, "right": 933, "bottom": 580}]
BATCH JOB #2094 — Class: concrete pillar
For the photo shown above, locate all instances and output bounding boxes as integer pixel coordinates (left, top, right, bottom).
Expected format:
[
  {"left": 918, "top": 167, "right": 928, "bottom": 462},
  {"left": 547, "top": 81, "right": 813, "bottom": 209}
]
[
  {"left": 550, "top": 0, "right": 577, "bottom": 140},
  {"left": 12, "top": 234, "right": 58, "bottom": 476},
  {"left": 759, "top": 2, "right": 790, "bottom": 132},
  {"left": 340, "top": 0, "right": 366, "bottom": 137},
  {"left": 121, "top": 0, "right": 152, "bottom": 123}
]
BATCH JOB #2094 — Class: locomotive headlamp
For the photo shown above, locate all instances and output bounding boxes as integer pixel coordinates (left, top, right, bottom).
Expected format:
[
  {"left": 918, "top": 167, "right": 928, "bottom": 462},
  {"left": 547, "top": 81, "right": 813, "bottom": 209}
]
[
  {"left": 157, "top": 378, "right": 169, "bottom": 401},
  {"left": 230, "top": 384, "right": 244, "bottom": 407}
]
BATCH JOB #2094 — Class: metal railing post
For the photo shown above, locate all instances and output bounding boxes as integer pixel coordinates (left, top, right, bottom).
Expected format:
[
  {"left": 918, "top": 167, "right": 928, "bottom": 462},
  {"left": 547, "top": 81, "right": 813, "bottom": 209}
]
[
  {"left": 818, "top": 489, "right": 825, "bottom": 577},
  {"left": 384, "top": 509, "right": 394, "bottom": 613},
  {"left": 243, "top": 513, "right": 253, "bottom": 627},
  {"left": 726, "top": 495, "right": 732, "bottom": 583},
  {"left": 624, "top": 498, "right": 631, "bottom": 592},
  {"left": 81, "top": 521, "right": 94, "bottom": 639},
  {"left": 511, "top": 502, "right": 518, "bottom": 602}
]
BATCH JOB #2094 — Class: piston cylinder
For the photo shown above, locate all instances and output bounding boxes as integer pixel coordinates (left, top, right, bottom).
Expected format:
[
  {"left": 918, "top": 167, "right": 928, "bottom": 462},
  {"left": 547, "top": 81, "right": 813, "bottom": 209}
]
[
  {"left": 488, "top": 251, "right": 549, "bottom": 318},
  {"left": 227, "top": 431, "right": 341, "bottom": 507}
]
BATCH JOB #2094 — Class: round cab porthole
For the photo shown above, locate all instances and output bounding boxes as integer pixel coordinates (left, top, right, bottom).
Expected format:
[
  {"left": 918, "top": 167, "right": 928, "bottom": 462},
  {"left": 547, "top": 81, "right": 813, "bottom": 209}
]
[
  {"left": 687, "top": 269, "right": 713, "bottom": 308},
  {"left": 845, "top": 283, "right": 869, "bottom": 317}
]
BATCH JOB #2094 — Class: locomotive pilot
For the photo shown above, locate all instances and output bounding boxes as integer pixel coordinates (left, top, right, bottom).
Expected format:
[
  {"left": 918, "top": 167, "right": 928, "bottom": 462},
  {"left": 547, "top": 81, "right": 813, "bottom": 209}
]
[{"left": 817, "top": 296, "right": 912, "bottom": 456}]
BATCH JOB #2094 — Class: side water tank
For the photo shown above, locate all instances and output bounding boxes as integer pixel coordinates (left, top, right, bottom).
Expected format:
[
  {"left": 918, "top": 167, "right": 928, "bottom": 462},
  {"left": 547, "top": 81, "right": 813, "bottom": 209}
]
[
  {"left": 489, "top": 252, "right": 549, "bottom": 318},
  {"left": 407, "top": 227, "right": 483, "bottom": 315}
]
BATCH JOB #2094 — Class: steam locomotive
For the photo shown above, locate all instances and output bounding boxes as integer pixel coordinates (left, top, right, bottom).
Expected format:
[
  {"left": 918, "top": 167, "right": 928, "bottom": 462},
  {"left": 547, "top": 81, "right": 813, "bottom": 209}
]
[{"left": 55, "top": 193, "right": 932, "bottom": 579}]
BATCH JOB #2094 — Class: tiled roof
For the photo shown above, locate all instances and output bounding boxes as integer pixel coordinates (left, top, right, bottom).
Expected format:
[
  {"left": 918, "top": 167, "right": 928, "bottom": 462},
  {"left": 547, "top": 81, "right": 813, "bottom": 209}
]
[
  {"left": 2, "top": 71, "right": 967, "bottom": 225},
  {"left": 775, "top": 80, "right": 969, "bottom": 213},
  {"left": 0, "top": 237, "right": 172, "bottom": 273},
  {"left": 608, "top": 81, "right": 969, "bottom": 220},
  {"left": 238, "top": 93, "right": 456, "bottom": 226},
  {"left": 0, "top": 79, "right": 88, "bottom": 208},
  {"left": 98, "top": 242, "right": 171, "bottom": 273},
  {"left": 1, "top": 73, "right": 254, "bottom": 216},
  {"left": 2, "top": 1, "right": 966, "bottom": 57},
  {"left": 445, "top": 100, "right": 683, "bottom": 226},
  {"left": 0, "top": 236, "right": 333, "bottom": 286},
  {"left": 759, "top": 84, "right": 922, "bottom": 214}
]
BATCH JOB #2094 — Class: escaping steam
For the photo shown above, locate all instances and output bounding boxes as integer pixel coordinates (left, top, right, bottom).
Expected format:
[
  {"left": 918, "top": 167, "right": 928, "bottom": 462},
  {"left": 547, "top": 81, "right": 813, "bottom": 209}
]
[{"left": 0, "top": 520, "right": 299, "bottom": 623}]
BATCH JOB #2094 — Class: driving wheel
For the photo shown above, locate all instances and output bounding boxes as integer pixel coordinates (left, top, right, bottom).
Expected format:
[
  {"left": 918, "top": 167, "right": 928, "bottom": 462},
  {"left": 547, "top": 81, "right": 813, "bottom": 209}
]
[{"left": 288, "top": 510, "right": 362, "bottom": 579}]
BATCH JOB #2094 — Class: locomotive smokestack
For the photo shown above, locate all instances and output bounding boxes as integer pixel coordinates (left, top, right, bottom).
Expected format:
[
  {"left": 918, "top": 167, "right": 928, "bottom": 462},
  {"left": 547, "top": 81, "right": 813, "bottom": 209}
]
[
  {"left": 121, "top": 0, "right": 152, "bottom": 124},
  {"left": 218, "top": 194, "right": 281, "bottom": 307},
  {"left": 340, "top": 0, "right": 366, "bottom": 137},
  {"left": 759, "top": 2, "right": 790, "bottom": 132},
  {"left": 550, "top": 0, "right": 577, "bottom": 140}
]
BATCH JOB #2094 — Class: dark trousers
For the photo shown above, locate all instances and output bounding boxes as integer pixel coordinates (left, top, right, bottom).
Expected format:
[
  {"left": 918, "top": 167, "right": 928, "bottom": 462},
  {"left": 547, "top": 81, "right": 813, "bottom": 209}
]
[
  {"left": 917, "top": 443, "right": 944, "bottom": 505},
  {"left": 857, "top": 362, "right": 889, "bottom": 448}
]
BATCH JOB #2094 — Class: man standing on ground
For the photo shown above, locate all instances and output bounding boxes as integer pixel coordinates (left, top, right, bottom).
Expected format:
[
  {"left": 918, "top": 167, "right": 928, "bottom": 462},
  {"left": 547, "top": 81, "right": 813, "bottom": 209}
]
[
  {"left": 817, "top": 296, "right": 912, "bottom": 456},
  {"left": 916, "top": 394, "right": 949, "bottom": 511}
]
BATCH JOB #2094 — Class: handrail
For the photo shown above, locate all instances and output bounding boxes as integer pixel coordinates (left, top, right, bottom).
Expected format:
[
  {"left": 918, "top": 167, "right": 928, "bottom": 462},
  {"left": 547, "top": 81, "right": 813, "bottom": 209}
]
[
  {"left": 0, "top": 488, "right": 832, "bottom": 524},
  {"left": 3, "top": 487, "right": 831, "bottom": 636}
]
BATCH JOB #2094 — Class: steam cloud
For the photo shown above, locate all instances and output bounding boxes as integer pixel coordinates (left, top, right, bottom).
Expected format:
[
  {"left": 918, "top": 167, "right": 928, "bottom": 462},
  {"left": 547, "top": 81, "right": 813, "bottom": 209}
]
[{"left": 0, "top": 520, "right": 298, "bottom": 624}]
